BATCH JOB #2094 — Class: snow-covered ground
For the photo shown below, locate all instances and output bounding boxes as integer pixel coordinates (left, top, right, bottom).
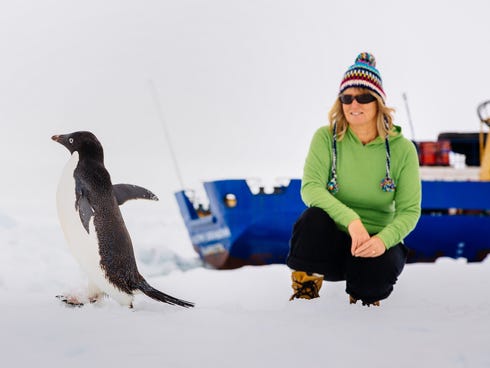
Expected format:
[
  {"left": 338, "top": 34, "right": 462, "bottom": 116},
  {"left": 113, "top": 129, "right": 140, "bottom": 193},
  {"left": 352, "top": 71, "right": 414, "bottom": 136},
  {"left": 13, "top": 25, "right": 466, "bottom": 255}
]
[
  {"left": 1, "top": 1, "right": 490, "bottom": 367},
  {"left": 1, "top": 197, "right": 490, "bottom": 368}
]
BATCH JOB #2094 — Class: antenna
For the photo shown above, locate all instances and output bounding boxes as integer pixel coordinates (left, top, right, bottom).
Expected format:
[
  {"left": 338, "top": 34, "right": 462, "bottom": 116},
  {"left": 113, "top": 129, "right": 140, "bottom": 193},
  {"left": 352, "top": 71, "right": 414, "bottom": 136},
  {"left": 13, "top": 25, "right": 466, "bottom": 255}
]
[
  {"left": 402, "top": 92, "right": 416, "bottom": 140},
  {"left": 148, "top": 80, "right": 185, "bottom": 189}
]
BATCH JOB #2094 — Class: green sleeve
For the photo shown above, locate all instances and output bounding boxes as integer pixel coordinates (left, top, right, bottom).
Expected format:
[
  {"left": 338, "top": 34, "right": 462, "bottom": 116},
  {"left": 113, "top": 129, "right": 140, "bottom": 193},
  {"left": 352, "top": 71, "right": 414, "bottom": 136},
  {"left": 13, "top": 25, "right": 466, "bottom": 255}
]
[
  {"left": 300, "top": 127, "right": 360, "bottom": 229},
  {"left": 376, "top": 141, "right": 422, "bottom": 248}
]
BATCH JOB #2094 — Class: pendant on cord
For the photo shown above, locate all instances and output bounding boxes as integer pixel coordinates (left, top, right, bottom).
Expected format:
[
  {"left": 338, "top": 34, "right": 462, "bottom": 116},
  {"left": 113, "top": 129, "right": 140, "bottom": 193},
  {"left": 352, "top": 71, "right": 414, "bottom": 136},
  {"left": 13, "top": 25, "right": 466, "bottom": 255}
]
[
  {"left": 327, "top": 178, "right": 339, "bottom": 194},
  {"left": 380, "top": 177, "right": 396, "bottom": 192}
]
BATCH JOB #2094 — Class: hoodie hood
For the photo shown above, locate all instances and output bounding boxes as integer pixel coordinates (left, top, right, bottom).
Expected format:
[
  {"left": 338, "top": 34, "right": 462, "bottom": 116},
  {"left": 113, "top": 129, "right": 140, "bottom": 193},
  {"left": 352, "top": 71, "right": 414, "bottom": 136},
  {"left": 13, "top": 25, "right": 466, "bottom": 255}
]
[{"left": 346, "top": 124, "right": 403, "bottom": 146}]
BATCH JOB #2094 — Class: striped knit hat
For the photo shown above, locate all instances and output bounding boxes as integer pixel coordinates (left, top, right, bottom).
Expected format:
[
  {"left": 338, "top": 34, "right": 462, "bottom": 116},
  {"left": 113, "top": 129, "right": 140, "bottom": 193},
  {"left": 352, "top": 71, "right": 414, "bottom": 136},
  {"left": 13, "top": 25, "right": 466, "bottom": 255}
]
[{"left": 339, "top": 52, "right": 386, "bottom": 103}]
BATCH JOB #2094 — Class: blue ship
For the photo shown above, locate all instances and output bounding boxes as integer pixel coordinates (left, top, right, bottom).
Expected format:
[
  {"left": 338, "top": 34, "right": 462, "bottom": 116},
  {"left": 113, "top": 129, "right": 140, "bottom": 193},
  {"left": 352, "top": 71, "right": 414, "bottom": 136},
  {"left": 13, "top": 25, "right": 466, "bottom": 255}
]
[{"left": 175, "top": 178, "right": 490, "bottom": 269}]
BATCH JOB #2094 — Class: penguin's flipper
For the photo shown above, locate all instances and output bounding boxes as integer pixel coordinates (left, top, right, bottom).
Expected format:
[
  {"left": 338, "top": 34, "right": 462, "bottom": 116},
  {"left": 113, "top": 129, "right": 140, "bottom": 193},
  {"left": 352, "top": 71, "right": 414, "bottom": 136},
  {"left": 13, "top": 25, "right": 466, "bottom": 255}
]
[
  {"left": 75, "top": 180, "right": 94, "bottom": 234},
  {"left": 113, "top": 184, "right": 159, "bottom": 205}
]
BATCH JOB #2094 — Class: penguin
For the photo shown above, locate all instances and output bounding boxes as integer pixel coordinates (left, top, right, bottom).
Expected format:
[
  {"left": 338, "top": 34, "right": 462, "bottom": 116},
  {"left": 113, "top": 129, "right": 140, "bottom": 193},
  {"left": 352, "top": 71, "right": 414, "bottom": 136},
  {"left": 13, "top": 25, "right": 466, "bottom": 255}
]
[{"left": 52, "top": 131, "right": 194, "bottom": 308}]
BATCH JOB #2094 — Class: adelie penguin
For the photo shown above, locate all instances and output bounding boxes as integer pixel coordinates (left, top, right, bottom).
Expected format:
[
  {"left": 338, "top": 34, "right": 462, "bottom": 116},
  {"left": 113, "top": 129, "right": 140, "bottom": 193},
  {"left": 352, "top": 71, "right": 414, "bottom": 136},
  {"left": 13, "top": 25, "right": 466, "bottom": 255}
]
[{"left": 52, "top": 131, "right": 194, "bottom": 308}]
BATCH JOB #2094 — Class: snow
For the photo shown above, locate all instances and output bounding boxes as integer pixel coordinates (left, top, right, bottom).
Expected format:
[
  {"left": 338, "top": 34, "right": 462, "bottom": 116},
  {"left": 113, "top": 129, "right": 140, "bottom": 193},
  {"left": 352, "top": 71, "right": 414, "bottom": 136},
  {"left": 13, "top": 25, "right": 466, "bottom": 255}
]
[
  {"left": 0, "top": 208, "right": 490, "bottom": 367},
  {"left": 1, "top": 0, "right": 490, "bottom": 367},
  {"left": 2, "top": 197, "right": 490, "bottom": 367}
]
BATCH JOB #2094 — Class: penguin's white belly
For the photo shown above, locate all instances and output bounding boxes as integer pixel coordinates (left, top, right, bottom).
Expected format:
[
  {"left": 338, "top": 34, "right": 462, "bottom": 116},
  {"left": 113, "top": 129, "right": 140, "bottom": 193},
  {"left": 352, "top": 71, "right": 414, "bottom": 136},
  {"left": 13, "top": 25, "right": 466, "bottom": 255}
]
[{"left": 56, "top": 152, "right": 132, "bottom": 305}]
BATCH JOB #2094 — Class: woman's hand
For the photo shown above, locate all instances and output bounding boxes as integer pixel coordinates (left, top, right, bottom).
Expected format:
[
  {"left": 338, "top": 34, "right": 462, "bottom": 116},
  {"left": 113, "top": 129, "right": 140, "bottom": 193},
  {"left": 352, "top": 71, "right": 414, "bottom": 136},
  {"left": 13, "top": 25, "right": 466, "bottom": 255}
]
[
  {"left": 353, "top": 236, "right": 386, "bottom": 258},
  {"left": 348, "top": 219, "right": 386, "bottom": 257},
  {"left": 348, "top": 219, "right": 371, "bottom": 256}
]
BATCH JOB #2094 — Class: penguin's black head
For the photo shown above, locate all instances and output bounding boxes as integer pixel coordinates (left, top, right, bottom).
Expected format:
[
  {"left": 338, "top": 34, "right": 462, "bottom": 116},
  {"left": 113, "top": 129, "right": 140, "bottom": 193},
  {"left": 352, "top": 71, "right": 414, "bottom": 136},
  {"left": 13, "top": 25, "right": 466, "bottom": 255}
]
[{"left": 52, "top": 131, "right": 104, "bottom": 161}]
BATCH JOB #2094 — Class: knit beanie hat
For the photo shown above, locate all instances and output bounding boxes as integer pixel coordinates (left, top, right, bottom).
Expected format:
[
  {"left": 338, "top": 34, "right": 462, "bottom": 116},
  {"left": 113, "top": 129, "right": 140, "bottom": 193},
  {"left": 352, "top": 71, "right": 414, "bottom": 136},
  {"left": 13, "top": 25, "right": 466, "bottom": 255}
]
[{"left": 339, "top": 52, "right": 386, "bottom": 103}]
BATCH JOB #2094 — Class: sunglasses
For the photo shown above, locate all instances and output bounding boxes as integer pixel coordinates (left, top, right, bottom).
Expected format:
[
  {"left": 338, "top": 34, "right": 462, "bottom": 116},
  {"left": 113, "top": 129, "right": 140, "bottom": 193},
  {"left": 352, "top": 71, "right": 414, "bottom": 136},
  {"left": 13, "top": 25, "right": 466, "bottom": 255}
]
[{"left": 339, "top": 93, "right": 376, "bottom": 104}]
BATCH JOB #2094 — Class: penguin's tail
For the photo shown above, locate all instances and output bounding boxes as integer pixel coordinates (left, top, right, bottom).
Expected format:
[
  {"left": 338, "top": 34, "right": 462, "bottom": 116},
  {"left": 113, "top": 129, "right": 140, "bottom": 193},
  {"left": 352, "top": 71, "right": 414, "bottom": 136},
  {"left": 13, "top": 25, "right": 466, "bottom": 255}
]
[{"left": 137, "top": 279, "right": 194, "bottom": 308}]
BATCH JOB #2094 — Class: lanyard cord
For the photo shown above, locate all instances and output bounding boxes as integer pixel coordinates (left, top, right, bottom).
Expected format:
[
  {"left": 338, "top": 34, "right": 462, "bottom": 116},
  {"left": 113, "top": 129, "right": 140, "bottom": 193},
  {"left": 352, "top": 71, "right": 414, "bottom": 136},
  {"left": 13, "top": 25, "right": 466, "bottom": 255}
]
[
  {"left": 326, "top": 122, "right": 339, "bottom": 194},
  {"left": 380, "top": 119, "right": 396, "bottom": 192}
]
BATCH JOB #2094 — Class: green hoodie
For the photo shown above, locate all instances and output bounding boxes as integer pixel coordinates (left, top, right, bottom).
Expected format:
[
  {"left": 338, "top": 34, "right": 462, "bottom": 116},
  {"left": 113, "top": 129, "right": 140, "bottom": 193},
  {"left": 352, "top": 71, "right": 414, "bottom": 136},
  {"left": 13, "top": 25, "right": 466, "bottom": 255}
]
[{"left": 301, "top": 125, "right": 421, "bottom": 249}]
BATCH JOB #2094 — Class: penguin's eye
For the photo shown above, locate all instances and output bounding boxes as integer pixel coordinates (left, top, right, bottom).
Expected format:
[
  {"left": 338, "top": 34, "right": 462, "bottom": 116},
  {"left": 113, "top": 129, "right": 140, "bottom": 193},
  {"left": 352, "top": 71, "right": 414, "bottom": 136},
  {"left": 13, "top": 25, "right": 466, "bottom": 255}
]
[{"left": 69, "top": 138, "right": 74, "bottom": 144}]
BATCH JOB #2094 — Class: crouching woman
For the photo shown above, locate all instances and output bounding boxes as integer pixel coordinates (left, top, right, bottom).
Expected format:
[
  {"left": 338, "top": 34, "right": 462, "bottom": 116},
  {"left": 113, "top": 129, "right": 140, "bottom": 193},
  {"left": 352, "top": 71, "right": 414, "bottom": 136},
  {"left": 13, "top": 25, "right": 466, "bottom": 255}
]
[{"left": 286, "top": 52, "right": 421, "bottom": 306}]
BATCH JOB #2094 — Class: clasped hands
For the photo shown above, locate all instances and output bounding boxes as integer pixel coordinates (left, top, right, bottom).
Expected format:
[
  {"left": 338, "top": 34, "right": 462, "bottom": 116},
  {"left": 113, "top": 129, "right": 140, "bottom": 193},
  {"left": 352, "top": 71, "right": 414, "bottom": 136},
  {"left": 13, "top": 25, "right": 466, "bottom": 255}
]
[{"left": 348, "top": 219, "right": 386, "bottom": 258}]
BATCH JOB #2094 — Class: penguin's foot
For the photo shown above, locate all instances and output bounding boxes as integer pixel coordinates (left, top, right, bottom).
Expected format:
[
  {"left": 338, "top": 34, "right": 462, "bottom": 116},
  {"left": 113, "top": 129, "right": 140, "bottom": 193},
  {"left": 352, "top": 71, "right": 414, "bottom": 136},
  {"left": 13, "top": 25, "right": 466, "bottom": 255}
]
[
  {"left": 56, "top": 295, "right": 85, "bottom": 307},
  {"left": 88, "top": 293, "right": 104, "bottom": 304}
]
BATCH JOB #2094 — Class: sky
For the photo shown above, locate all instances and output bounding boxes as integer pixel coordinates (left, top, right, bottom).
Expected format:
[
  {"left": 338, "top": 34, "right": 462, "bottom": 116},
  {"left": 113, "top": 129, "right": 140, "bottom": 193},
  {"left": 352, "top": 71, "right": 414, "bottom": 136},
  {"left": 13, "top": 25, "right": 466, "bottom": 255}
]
[{"left": 1, "top": 0, "right": 490, "bottom": 205}]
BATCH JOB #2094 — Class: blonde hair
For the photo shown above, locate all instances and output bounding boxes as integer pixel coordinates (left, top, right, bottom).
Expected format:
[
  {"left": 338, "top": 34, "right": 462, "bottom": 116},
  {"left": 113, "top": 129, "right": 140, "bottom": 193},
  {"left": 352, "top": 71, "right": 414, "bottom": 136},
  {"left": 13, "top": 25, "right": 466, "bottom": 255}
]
[{"left": 327, "top": 89, "right": 395, "bottom": 140}]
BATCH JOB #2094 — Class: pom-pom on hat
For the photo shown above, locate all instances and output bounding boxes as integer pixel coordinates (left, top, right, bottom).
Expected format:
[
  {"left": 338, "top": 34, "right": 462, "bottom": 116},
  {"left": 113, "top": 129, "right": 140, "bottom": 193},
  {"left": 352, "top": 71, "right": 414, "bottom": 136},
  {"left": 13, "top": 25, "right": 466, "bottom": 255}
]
[{"left": 339, "top": 52, "right": 386, "bottom": 103}]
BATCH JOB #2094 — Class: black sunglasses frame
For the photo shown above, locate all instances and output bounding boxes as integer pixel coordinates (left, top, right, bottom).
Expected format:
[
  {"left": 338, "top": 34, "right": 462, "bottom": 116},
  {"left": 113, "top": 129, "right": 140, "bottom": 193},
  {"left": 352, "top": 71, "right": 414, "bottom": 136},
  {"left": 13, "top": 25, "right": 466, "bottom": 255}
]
[{"left": 339, "top": 93, "right": 377, "bottom": 105}]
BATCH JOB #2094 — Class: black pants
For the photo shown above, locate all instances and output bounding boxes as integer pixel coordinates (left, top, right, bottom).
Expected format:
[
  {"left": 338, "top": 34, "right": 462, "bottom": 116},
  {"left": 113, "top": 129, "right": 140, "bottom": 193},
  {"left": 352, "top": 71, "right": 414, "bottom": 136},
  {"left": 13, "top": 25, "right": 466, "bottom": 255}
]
[{"left": 286, "top": 207, "right": 408, "bottom": 304}]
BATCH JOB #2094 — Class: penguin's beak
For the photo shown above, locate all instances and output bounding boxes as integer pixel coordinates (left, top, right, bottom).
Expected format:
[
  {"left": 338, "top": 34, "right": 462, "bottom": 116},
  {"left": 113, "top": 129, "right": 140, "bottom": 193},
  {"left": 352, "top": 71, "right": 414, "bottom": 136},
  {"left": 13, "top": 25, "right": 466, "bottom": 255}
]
[
  {"left": 52, "top": 134, "right": 68, "bottom": 145},
  {"left": 52, "top": 135, "right": 70, "bottom": 151}
]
